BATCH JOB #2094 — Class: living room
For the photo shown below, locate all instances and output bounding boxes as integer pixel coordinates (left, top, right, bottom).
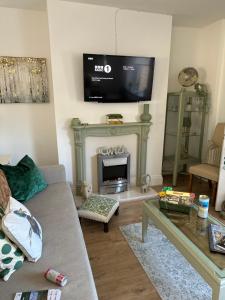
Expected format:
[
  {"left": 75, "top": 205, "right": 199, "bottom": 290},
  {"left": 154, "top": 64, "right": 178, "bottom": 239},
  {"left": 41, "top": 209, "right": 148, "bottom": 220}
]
[{"left": 1, "top": 0, "right": 225, "bottom": 299}]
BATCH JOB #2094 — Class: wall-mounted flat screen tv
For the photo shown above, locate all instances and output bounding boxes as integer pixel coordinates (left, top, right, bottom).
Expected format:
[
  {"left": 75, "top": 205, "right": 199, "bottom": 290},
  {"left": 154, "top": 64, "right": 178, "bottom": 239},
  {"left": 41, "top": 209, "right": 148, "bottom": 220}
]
[{"left": 83, "top": 54, "right": 155, "bottom": 102}]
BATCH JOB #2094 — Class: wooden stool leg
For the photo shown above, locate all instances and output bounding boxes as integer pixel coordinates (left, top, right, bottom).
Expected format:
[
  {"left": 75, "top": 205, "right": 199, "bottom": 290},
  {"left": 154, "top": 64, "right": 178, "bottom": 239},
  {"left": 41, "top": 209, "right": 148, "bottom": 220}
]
[
  {"left": 188, "top": 174, "right": 193, "bottom": 192},
  {"left": 115, "top": 207, "right": 119, "bottom": 216},
  {"left": 211, "top": 181, "right": 218, "bottom": 205},
  {"left": 104, "top": 223, "right": 109, "bottom": 233}
]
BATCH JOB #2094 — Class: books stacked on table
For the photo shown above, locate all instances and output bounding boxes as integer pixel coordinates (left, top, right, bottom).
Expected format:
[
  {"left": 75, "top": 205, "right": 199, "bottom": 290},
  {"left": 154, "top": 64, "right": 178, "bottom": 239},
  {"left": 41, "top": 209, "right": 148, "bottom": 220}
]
[
  {"left": 208, "top": 224, "right": 225, "bottom": 254},
  {"left": 159, "top": 189, "right": 195, "bottom": 214}
]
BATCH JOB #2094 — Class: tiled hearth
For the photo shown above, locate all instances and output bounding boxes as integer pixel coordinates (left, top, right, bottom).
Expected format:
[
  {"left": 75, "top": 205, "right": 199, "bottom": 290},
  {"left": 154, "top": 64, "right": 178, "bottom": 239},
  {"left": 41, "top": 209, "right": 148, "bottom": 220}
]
[{"left": 75, "top": 186, "right": 157, "bottom": 208}]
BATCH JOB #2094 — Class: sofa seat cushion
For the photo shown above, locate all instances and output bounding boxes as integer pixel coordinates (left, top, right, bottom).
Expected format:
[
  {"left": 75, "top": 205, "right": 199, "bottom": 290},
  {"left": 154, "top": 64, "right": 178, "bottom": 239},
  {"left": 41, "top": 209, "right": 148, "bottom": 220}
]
[
  {"left": 0, "top": 182, "right": 98, "bottom": 300},
  {"left": 78, "top": 195, "right": 119, "bottom": 223}
]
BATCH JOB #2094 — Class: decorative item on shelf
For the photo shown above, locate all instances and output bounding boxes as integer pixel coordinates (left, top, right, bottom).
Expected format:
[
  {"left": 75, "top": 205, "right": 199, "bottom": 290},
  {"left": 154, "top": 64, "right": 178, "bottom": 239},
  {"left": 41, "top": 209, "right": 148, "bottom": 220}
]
[
  {"left": 183, "top": 116, "right": 191, "bottom": 133},
  {"left": 159, "top": 189, "right": 195, "bottom": 214},
  {"left": 181, "top": 116, "right": 192, "bottom": 159},
  {"left": 81, "top": 181, "right": 92, "bottom": 200},
  {"left": 178, "top": 67, "right": 199, "bottom": 87},
  {"left": 194, "top": 83, "right": 208, "bottom": 96},
  {"left": 140, "top": 104, "right": 152, "bottom": 122},
  {"left": 106, "top": 114, "right": 123, "bottom": 124},
  {"left": 97, "top": 145, "right": 127, "bottom": 156},
  {"left": 71, "top": 118, "right": 81, "bottom": 126},
  {"left": 141, "top": 174, "right": 151, "bottom": 193},
  {"left": 185, "top": 97, "right": 192, "bottom": 111}
]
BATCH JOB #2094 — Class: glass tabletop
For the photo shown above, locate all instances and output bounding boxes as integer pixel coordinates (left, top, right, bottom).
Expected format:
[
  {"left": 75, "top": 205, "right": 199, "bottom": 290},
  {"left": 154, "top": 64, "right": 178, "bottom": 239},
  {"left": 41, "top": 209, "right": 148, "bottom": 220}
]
[{"left": 145, "top": 199, "right": 225, "bottom": 271}]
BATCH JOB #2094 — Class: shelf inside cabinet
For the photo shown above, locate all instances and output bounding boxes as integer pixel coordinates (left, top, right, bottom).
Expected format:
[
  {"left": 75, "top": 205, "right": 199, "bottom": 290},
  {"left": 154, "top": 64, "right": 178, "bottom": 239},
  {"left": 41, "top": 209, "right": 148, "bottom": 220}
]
[
  {"left": 167, "top": 109, "right": 205, "bottom": 113},
  {"left": 166, "top": 131, "right": 200, "bottom": 137}
]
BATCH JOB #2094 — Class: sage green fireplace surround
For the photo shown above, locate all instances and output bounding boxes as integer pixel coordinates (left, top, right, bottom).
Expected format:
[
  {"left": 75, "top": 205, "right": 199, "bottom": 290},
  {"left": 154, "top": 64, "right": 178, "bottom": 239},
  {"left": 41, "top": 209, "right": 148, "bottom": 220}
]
[{"left": 71, "top": 119, "right": 152, "bottom": 195}]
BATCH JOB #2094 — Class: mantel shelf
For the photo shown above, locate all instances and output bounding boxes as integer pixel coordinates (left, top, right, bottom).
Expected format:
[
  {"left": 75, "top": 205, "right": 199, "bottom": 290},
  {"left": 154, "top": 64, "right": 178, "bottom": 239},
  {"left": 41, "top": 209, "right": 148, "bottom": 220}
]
[{"left": 71, "top": 121, "right": 152, "bottom": 129}]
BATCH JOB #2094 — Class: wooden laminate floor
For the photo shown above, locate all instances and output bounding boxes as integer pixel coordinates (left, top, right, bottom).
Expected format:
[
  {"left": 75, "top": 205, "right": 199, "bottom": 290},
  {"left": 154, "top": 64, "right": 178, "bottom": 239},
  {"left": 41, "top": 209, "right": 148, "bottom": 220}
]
[{"left": 81, "top": 175, "right": 224, "bottom": 300}]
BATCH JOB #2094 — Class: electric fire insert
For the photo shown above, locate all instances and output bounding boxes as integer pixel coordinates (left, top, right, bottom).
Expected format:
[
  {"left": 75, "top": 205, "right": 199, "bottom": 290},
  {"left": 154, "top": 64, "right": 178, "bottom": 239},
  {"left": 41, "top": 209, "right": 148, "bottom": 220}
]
[{"left": 97, "top": 153, "right": 130, "bottom": 194}]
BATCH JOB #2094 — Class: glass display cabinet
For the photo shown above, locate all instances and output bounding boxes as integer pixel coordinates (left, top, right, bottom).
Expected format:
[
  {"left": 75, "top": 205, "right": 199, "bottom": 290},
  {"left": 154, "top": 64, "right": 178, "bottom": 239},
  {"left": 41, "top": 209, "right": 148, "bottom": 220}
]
[{"left": 162, "top": 89, "right": 208, "bottom": 186}]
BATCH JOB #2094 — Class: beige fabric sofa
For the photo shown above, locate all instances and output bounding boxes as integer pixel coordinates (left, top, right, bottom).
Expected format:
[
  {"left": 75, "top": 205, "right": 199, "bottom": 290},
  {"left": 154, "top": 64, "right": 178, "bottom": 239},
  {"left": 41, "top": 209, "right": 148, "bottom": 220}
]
[{"left": 0, "top": 165, "right": 98, "bottom": 300}]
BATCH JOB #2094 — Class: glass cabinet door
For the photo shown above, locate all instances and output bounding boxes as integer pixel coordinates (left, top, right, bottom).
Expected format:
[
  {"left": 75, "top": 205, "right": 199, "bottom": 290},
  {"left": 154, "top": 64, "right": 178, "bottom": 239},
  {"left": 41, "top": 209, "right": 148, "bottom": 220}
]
[{"left": 163, "top": 90, "right": 208, "bottom": 186}]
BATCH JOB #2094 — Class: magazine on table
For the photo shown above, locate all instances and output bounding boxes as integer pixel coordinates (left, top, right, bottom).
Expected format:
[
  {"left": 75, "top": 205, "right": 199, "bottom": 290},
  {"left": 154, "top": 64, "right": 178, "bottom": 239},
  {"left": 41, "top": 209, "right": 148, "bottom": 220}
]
[
  {"left": 14, "top": 289, "right": 61, "bottom": 300},
  {"left": 208, "top": 224, "right": 225, "bottom": 254}
]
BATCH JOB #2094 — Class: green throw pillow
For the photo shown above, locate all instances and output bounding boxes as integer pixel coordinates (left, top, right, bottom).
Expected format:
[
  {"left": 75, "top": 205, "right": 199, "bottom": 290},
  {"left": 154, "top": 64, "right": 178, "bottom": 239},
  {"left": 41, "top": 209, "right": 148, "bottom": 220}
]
[{"left": 0, "top": 155, "right": 47, "bottom": 202}]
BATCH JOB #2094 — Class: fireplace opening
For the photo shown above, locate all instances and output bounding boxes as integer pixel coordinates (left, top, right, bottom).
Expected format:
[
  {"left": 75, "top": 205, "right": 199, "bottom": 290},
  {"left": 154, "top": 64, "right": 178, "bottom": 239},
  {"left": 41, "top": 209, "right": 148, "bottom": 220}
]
[
  {"left": 97, "top": 153, "right": 130, "bottom": 194},
  {"left": 103, "top": 165, "right": 127, "bottom": 181}
]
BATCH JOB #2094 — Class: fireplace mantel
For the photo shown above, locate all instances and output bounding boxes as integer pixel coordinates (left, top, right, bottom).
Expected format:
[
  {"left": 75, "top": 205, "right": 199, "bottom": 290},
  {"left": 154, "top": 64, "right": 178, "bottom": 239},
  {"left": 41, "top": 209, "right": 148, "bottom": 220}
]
[{"left": 71, "top": 119, "right": 152, "bottom": 195}]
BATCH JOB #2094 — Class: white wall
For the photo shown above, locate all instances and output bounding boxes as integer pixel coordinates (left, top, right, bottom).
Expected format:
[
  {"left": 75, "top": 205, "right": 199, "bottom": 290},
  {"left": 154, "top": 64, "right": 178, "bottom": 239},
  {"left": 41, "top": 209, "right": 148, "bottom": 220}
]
[
  {"left": 168, "top": 21, "right": 225, "bottom": 144},
  {"left": 168, "top": 27, "right": 201, "bottom": 92},
  {"left": 47, "top": 0, "right": 172, "bottom": 187},
  {"left": 0, "top": 7, "right": 58, "bottom": 165}
]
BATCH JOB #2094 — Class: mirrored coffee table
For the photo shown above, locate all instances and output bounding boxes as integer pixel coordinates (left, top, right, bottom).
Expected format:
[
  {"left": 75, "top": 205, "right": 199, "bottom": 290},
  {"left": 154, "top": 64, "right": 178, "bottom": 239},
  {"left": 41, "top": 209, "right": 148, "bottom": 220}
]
[{"left": 142, "top": 198, "right": 225, "bottom": 300}]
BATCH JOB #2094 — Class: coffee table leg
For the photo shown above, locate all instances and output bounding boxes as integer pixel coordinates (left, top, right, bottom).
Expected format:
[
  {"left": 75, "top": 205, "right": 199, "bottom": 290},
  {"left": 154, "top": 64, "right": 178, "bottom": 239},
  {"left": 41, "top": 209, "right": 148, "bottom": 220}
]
[
  {"left": 213, "top": 283, "right": 225, "bottom": 300},
  {"left": 142, "top": 208, "right": 149, "bottom": 243}
]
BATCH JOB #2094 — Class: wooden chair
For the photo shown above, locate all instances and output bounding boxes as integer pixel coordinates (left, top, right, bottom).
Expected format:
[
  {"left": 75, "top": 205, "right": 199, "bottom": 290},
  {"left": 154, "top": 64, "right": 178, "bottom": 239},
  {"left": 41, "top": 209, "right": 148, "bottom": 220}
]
[{"left": 189, "top": 123, "right": 225, "bottom": 203}]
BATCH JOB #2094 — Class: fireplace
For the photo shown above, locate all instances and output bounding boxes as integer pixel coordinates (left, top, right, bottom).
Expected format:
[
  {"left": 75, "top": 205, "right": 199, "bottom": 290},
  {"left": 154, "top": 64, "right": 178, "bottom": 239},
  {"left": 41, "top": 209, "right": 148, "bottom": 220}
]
[
  {"left": 97, "top": 153, "right": 130, "bottom": 194},
  {"left": 71, "top": 119, "right": 151, "bottom": 195}
]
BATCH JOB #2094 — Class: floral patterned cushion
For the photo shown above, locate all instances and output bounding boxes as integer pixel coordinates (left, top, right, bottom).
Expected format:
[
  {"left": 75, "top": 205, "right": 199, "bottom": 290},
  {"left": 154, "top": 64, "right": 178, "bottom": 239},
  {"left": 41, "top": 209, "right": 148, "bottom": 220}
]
[
  {"left": 0, "top": 170, "right": 11, "bottom": 212},
  {"left": 78, "top": 195, "right": 119, "bottom": 223}
]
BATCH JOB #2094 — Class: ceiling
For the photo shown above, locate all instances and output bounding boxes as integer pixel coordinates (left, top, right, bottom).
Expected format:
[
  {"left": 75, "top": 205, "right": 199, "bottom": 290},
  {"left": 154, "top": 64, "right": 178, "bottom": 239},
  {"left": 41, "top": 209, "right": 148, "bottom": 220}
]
[
  {"left": 0, "top": 0, "right": 225, "bottom": 27},
  {"left": 64, "top": 0, "right": 225, "bottom": 27},
  {"left": 0, "top": 0, "right": 46, "bottom": 11}
]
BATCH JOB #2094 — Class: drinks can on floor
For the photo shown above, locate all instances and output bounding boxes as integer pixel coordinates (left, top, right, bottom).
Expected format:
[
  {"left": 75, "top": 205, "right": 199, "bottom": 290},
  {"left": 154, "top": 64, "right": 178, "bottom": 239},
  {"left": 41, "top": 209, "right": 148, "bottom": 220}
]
[
  {"left": 45, "top": 268, "right": 68, "bottom": 287},
  {"left": 198, "top": 195, "right": 209, "bottom": 219}
]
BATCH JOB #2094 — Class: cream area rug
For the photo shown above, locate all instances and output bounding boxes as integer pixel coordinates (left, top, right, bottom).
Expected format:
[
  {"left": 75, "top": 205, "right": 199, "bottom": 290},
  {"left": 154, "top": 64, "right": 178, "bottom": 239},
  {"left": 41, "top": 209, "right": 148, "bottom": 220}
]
[{"left": 120, "top": 223, "right": 212, "bottom": 300}]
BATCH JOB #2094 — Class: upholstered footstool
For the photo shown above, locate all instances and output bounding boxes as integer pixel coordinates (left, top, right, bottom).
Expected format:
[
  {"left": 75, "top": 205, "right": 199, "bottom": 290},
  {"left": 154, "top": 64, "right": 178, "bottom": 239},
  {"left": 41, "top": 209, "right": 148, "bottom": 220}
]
[{"left": 78, "top": 195, "right": 119, "bottom": 232}]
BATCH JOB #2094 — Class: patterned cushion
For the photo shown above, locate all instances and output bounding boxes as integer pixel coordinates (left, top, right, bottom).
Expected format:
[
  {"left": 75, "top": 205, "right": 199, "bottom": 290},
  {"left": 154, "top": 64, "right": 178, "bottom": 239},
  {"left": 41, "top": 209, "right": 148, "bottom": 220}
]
[
  {"left": 0, "top": 229, "right": 24, "bottom": 281},
  {"left": 78, "top": 195, "right": 119, "bottom": 223},
  {"left": 0, "top": 155, "right": 47, "bottom": 202},
  {"left": 2, "top": 197, "right": 42, "bottom": 262},
  {"left": 0, "top": 170, "right": 11, "bottom": 212}
]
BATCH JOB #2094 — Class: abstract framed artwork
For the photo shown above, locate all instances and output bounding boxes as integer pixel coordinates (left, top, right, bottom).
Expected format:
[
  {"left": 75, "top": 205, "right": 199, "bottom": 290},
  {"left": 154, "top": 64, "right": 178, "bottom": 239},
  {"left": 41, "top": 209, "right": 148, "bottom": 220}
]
[{"left": 0, "top": 56, "right": 49, "bottom": 103}]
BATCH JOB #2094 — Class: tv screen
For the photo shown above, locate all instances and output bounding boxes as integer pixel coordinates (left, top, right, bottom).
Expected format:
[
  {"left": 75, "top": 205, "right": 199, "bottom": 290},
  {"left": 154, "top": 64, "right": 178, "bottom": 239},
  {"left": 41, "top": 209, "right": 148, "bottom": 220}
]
[{"left": 83, "top": 54, "right": 155, "bottom": 102}]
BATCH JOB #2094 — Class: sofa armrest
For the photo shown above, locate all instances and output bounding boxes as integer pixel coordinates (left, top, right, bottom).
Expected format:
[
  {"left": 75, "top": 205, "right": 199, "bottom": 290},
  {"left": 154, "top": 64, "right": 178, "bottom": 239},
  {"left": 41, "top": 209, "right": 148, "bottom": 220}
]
[{"left": 38, "top": 165, "right": 66, "bottom": 185}]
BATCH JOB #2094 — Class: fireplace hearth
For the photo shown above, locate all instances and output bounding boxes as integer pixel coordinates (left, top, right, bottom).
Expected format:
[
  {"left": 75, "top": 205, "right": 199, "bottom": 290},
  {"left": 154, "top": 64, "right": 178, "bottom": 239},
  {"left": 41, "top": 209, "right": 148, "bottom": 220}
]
[{"left": 97, "top": 153, "right": 130, "bottom": 194}]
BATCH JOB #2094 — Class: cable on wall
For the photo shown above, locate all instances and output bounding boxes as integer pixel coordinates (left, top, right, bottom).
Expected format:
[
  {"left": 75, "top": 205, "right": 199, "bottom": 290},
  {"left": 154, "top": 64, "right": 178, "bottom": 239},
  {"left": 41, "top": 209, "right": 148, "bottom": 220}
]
[{"left": 114, "top": 9, "right": 120, "bottom": 55}]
